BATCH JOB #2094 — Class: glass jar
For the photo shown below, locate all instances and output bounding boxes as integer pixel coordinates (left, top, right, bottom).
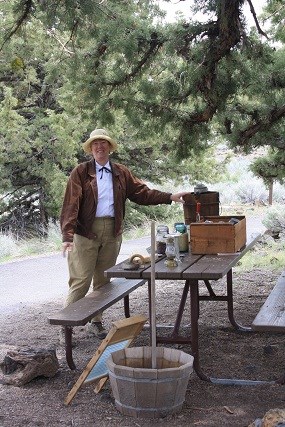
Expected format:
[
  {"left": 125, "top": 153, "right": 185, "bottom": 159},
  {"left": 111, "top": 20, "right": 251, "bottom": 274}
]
[{"left": 156, "top": 225, "right": 169, "bottom": 255}]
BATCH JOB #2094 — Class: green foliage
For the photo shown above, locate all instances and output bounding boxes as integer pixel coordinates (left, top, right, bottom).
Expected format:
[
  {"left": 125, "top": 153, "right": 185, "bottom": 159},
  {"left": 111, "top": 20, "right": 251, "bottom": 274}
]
[
  {"left": 262, "top": 205, "right": 285, "bottom": 234},
  {"left": 236, "top": 234, "right": 285, "bottom": 271},
  {"left": 124, "top": 199, "right": 183, "bottom": 232},
  {"left": 0, "top": 3, "right": 86, "bottom": 233},
  {"left": 0, "top": 234, "right": 18, "bottom": 259},
  {"left": 1, "top": 0, "right": 285, "bottom": 237},
  {"left": 265, "top": 0, "right": 285, "bottom": 43},
  {"left": 250, "top": 148, "right": 285, "bottom": 185},
  {"left": 0, "top": 221, "right": 62, "bottom": 262}
]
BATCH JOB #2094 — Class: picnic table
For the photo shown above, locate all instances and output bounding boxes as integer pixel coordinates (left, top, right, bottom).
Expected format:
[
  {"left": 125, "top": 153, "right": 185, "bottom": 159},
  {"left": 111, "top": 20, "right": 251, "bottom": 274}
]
[{"left": 105, "top": 231, "right": 271, "bottom": 385}]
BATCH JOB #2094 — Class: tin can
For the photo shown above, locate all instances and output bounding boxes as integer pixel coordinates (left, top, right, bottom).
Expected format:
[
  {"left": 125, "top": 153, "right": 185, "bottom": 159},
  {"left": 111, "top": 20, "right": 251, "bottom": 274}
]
[{"left": 174, "top": 222, "right": 188, "bottom": 252}]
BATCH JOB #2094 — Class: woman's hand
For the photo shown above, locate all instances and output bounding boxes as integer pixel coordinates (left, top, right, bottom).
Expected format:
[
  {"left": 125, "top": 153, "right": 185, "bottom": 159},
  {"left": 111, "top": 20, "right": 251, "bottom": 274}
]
[
  {"left": 170, "top": 192, "right": 188, "bottom": 204},
  {"left": 62, "top": 242, "right": 74, "bottom": 257}
]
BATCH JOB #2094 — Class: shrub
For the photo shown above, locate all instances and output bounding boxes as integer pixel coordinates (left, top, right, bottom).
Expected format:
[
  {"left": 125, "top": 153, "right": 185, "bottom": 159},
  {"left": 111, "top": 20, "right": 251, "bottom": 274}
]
[
  {"left": 0, "top": 234, "right": 18, "bottom": 259},
  {"left": 262, "top": 205, "right": 285, "bottom": 234}
]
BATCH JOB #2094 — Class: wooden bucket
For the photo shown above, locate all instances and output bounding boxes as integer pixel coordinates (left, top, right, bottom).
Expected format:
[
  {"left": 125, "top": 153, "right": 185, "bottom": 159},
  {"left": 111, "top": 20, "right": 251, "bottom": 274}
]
[
  {"left": 106, "top": 346, "right": 193, "bottom": 418},
  {"left": 183, "top": 191, "right": 220, "bottom": 224}
]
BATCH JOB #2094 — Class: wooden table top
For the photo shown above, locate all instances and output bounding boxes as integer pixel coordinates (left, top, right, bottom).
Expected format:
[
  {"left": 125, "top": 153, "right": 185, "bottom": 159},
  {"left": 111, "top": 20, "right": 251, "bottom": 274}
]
[{"left": 105, "top": 232, "right": 262, "bottom": 281}]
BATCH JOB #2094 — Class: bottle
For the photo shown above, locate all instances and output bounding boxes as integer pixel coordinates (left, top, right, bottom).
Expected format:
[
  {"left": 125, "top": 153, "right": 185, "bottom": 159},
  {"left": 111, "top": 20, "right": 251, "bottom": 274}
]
[
  {"left": 186, "top": 224, "right": 190, "bottom": 243},
  {"left": 196, "top": 202, "right": 201, "bottom": 222}
]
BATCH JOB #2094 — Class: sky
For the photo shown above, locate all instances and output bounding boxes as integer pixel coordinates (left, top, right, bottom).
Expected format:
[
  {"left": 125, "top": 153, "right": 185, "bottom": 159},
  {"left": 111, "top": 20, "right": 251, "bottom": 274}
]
[{"left": 159, "top": 0, "right": 268, "bottom": 27}]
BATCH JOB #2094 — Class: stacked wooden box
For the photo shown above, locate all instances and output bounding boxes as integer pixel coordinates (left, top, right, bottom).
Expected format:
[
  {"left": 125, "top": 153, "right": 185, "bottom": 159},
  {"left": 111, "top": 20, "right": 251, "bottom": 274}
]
[
  {"left": 183, "top": 191, "right": 220, "bottom": 224},
  {"left": 190, "top": 215, "right": 246, "bottom": 254}
]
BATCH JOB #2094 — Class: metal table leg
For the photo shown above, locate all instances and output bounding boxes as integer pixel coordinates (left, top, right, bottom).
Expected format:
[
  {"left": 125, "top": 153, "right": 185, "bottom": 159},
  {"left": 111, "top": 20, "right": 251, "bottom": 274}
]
[
  {"left": 123, "top": 295, "right": 130, "bottom": 318},
  {"left": 190, "top": 278, "right": 276, "bottom": 385},
  {"left": 151, "top": 276, "right": 278, "bottom": 385},
  {"left": 65, "top": 326, "right": 76, "bottom": 370},
  {"left": 189, "top": 279, "right": 210, "bottom": 381},
  {"left": 172, "top": 280, "right": 190, "bottom": 337},
  {"left": 155, "top": 280, "right": 192, "bottom": 345},
  {"left": 226, "top": 269, "right": 252, "bottom": 332}
]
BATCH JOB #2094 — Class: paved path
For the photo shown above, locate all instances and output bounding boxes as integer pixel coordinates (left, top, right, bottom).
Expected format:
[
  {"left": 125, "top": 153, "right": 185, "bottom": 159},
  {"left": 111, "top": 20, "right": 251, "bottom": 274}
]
[{"left": 0, "top": 236, "right": 151, "bottom": 315}]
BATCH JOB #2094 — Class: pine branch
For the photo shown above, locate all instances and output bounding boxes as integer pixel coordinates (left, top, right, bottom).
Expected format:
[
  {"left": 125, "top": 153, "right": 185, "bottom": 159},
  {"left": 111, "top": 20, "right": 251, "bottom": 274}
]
[
  {"left": 105, "top": 33, "right": 164, "bottom": 89},
  {"left": 237, "top": 104, "right": 285, "bottom": 147},
  {"left": 246, "top": 0, "right": 269, "bottom": 39},
  {"left": 0, "top": 190, "right": 39, "bottom": 216},
  {"left": 1, "top": 0, "right": 35, "bottom": 50}
]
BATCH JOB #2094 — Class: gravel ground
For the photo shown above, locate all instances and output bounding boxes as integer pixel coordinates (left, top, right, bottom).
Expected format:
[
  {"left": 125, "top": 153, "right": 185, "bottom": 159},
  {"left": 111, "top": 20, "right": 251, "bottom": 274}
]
[{"left": 1, "top": 266, "right": 285, "bottom": 427}]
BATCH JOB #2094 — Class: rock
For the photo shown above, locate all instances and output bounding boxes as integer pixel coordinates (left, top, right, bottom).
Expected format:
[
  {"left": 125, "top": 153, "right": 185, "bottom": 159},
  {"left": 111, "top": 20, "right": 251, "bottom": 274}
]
[
  {"left": 0, "top": 347, "right": 59, "bottom": 386},
  {"left": 248, "top": 408, "right": 285, "bottom": 427}
]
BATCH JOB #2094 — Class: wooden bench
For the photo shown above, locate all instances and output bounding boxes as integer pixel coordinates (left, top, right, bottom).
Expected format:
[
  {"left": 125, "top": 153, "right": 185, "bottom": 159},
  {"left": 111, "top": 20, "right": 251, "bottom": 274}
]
[
  {"left": 252, "top": 270, "right": 285, "bottom": 332},
  {"left": 47, "top": 278, "right": 146, "bottom": 370},
  {"left": 251, "top": 270, "right": 285, "bottom": 384}
]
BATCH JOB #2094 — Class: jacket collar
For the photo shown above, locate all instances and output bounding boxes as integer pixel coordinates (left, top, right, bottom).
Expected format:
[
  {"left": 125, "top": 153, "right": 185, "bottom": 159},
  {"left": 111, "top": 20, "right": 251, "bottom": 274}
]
[
  {"left": 86, "top": 158, "right": 119, "bottom": 177},
  {"left": 86, "top": 159, "right": 96, "bottom": 177}
]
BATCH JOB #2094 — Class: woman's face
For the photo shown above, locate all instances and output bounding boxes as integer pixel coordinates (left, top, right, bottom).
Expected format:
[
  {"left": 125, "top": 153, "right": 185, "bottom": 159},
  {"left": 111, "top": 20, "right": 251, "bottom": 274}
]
[{"left": 91, "top": 139, "right": 111, "bottom": 164}]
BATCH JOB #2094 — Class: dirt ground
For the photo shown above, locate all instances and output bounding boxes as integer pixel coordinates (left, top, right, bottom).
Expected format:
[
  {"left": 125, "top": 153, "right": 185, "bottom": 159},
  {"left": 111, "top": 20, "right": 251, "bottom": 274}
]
[{"left": 0, "top": 266, "right": 285, "bottom": 427}]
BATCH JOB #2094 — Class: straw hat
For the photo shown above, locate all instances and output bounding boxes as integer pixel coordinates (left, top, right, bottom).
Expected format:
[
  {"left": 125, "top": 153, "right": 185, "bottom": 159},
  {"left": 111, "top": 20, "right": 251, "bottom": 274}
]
[{"left": 82, "top": 128, "right": 118, "bottom": 154}]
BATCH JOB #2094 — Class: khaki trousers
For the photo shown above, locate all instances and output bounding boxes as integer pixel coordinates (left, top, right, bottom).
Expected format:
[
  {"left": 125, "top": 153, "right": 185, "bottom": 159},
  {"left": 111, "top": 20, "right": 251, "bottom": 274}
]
[{"left": 65, "top": 217, "right": 122, "bottom": 322}]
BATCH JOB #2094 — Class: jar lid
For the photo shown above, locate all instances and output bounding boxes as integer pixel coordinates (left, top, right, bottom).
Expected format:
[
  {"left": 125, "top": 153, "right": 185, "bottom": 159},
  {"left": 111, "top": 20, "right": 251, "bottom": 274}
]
[
  {"left": 174, "top": 223, "right": 186, "bottom": 233},
  {"left": 157, "top": 224, "right": 169, "bottom": 233}
]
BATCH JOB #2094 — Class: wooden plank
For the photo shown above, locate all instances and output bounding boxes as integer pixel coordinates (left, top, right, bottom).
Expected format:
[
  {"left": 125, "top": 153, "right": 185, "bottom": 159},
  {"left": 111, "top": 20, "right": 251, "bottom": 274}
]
[
  {"left": 183, "top": 254, "right": 240, "bottom": 279},
  {"left": 104, "top": 255, "right": 162, "bottom": 279},
  {"left": 104, "top": 260, "right": 146, "bottom": 279},
  {"left": 252, "top": 271, "right": 285, "bottom": 332},
  {"left": 183, "top": 233, "right": 261, "bottom": 280},
  {"left": 142, "top": 253, "right": 203, "bottom": 280},
  {"left": 48, "top": 278, "right": 146, "bottom": 326}
]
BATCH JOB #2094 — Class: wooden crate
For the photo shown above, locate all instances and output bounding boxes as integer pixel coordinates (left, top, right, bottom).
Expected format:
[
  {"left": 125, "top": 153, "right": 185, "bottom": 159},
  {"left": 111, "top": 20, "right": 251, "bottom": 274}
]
[
  {"left": 183, "top": 192, "right": 220, "bottom": 224},
  {"left": 190, "top": 216, "right": 246, "bottom": 254}
]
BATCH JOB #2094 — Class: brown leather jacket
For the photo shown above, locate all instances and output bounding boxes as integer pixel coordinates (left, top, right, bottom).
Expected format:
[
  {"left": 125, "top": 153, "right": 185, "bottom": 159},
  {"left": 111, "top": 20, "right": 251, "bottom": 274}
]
[{"left": 60, "top": 159, "right": 172, "bottom": 242}]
